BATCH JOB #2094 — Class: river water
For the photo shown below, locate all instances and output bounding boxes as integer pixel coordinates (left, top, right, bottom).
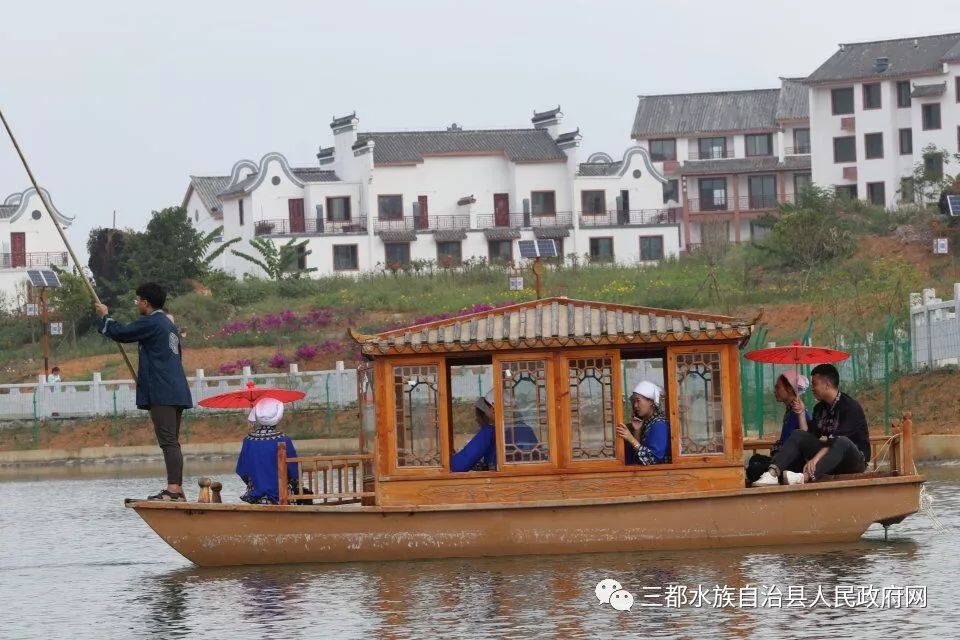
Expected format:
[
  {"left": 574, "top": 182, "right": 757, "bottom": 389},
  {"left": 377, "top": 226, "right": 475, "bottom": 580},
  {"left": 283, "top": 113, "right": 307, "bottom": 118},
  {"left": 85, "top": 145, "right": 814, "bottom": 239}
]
[{"left": 1, "top": 462, "right": 957, "bottom": 640}]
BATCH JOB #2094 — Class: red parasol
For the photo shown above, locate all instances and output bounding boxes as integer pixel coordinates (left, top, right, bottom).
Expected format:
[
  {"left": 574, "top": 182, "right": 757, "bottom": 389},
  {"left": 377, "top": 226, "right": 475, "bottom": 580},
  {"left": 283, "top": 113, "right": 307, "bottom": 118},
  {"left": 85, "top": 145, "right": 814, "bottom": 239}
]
[
  {"left": 744, "top": 340, "right": 849, "bottom": 366},
  {"left": 198, "top": 381, "right": 305, "bottom": 409}
]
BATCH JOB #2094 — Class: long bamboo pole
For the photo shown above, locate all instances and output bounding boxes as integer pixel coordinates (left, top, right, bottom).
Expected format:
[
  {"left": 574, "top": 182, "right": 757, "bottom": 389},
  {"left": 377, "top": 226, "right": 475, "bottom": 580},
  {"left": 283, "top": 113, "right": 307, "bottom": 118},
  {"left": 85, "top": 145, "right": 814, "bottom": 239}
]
[{"left": 0, "top": 106, "right": 138, "bottom": 381}]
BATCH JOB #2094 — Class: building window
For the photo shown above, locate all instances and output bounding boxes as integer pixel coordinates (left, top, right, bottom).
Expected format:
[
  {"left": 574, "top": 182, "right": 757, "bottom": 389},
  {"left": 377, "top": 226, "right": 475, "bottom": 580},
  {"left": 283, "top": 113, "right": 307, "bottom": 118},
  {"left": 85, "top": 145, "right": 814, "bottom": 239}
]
[
  {"left": 333, "top": 244, "right": 358, "bottom": 271},
  {"left": 900, "top": 178, "right": 915, "bottom": 204},
  {"left": 648, "top": 138, "right": 677, "bottom": 161},
  {"left": 697, "top": 137, "right": 727, "bottom": 159},
  {"left": 662, "top": 179, "right": 679, "bottom": 205},
  {"left": 488, "top": 240, "right": 513, "bottom": 264},
  {"left": 864, "top": 132, "right": 884, "bottom": 159},
  {"left": 922, "top": 103, "right": 941, "bottom": 130},
  {"left": 793, "top": 128, "right": 810, "bottom": 154},
  {"left": 924, "top": 152, "right": 944, "bottom": 179},
  {"left": 238, "top": 199, "right": 244, "bottom": 226},
  {"left": 899, "top": 128, "right": 913, "bottom": 155},
  {"left": 283, "top": 244, "right": 308, "bottom": 272},
  {"left": 377, "top": 195, "right": 403, "bottom": 220},
  {"left": 531, "top": 191, "right": 556, "bottom": 215},
  {"left": 835, "top": 185, "right": 858, "bottom": 200},
  {"left": 831, "top": 87, "right": 854, "bottom": 115},
  {"left": 862, "top": 83, "right": 882, "bottom": 109},
  {"left": 580, "top": 190, "right": 606, "bottom": 215},
  {"left": 436, "top": 241, "right": 462, "bottom": 267},
  {"left": 589, "top": 237, "right": 614, "bottom": 262},
  {"left": 745, "top": 134, "right": 773, "bottom": 157},
  {"left": 866, "top": 182, "right": 886, "bottom": 206},
  {"left": 794, "top": 173, "right": 812, "bottom": 194},
  {"left": 698, "top": 177, "right": 727, "bottom": 211},
  {"left": 956, "top": 76, "right": 960, "bottom": 103},
  {"left": 897, "top": 80, "right": 912, "bottom": 108},
  {"left": 327, "top": 197, "right": 351, "bottom": 221},
  {"left": 833, "top": 136, "right": 856, "bottom": 163},
  {"left": 384, "top": 242, "right": 410, "bottom": 268},
  {"left": 639, "top": 236, "right": 664, "bottom": 261}
]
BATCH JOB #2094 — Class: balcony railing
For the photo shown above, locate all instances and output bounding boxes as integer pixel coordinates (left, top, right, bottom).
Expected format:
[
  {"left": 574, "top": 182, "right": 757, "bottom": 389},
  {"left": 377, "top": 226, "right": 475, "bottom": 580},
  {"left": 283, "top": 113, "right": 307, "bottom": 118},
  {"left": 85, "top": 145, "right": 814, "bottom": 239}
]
[
  {"left": 687, "top": 194, "right": 797, "bottom": 213},
  {"left": 474, "top": 212, "right": 574, "bottom": 229},
  {"left": 785, "top": 145, "right": 811, "bottom": 155},
  {"left": 253, "top": 217, "right": 368, "bottom": 236},
  {"left": 0, "top": 252, "right": 69, "bottom": 269},
  {"left": 578, "top": 209, "right": 679, "bottom": 227},
  {"left": 687, "top": 149, "right": 737, "bottom": 160},
  {"left": 374, "top": 215, "right": 471, "bottom": 233}
]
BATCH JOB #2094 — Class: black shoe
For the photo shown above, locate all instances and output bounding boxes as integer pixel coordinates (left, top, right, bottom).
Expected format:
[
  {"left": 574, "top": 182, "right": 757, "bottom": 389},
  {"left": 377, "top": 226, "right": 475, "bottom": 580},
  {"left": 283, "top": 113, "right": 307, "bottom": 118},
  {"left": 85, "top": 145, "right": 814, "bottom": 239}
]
[{"left": 148, "top": 489, "right": 186, "bottom": 502}]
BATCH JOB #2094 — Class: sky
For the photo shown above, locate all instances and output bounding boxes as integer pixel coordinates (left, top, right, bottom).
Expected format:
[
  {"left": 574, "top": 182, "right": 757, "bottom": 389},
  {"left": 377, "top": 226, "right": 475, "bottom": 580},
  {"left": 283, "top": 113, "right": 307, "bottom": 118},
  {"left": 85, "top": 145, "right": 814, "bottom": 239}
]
[{"left": 2, "top": 0, "right": 958, "bottom": 264}]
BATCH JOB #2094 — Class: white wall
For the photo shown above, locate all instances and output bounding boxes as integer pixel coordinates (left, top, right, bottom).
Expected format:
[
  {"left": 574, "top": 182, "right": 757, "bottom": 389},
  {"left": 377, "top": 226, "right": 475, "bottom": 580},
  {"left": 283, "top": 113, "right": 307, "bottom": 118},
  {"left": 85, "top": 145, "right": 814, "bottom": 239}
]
[{"left": 1, "top": 190, "right": 73, "bottom": 306}]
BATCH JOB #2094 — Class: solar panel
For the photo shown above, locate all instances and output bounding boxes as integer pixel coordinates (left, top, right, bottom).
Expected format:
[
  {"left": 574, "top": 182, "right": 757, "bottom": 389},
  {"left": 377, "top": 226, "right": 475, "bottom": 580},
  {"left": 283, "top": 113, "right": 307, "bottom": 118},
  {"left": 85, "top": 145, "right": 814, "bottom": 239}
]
[
  {"left": 947, "top": 194, "right": 960, "bottom": 216},
  {"left": 517, "top": 239, "right": 558, "bottom": 259},
  {"left": 26, "top": 270, "right": 46, "bottom": 287},
  {"left": 41, "top": 270, "right": 61, "bottom": 288}
]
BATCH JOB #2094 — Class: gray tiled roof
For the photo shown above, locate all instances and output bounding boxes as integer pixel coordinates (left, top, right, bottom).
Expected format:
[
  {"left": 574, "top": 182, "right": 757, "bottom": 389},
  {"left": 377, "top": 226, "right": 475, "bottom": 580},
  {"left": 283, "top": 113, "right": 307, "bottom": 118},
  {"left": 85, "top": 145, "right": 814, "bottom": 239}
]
[
  {"left": 331, "top": 112, "right": 357, "bottom": 129},
  {"left": 945, "top": 39, "right": 960, "bottom": 61},
  {"left": 317, "top": 146, "right": 334, "bottom": 158},
  {"left": 807, "top": 33, "right": 960, "bottom": 83},
  {"left": 291, "top": 168, "right": 340, "bottom": 182},
  {"left": 555, "top": 129, "right": 580, "bottom": 144},
  {"left": 188, "top": 176, "right": 230, "bottom": 214},
  {"left": 434, "top": 229, "right": 467, "bottom": 241},
  {"left": 775, "top": 78, "right": 809, "bottom": 121},
  {"left": 379, "top": 230, "right": 417, "bottom": 242},
  {"left": 681, "top": 155, "right": 811, "bottom": 176},
  {"left": 578, "top": 161, "right": 623, "bottom": 176},
  {"left": 0, "top": 205, "right": 15, "bottom": 219},
  {"left": 356, "top": 129, "right": 567, "bottom": 164},
  {"left": 632, "top": 89, "right": 780, "bottom": 138},
  {"left": 532, "top": 106, "right": 561, "bottom": 123},
  {"left": 912, "top": 82, "right": 947, "bottom": 97},
  {"left": 534, "top": 227, "right": 570, "bottom": 239},
  {"left": 484, "top": 228, "right": 521, "bottom": 240}
]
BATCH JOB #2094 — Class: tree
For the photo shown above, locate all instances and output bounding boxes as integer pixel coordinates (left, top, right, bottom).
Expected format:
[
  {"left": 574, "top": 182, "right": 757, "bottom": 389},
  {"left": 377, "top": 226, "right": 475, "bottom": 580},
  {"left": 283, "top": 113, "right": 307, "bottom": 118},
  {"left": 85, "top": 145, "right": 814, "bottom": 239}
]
[
  {"left": 900, "top": 144, "right": 960, "bottom": 206},
  {"left": 121, "top": 206, "right": 210, "bottom": 295},
  {"left": 231, "top": 237, "right": 317, "bottom": 281},
  {"left": 86, "top": 227, "right": 131, "bottom": 307},
  {"left": 50, "top": 267, "right": 98, "bottom": 335},
  {"left": 760, "top": 186, "right": 855, "bottom": 293},
  {"left": 198, "top": 225, "right": 241, "bottom": 267}
]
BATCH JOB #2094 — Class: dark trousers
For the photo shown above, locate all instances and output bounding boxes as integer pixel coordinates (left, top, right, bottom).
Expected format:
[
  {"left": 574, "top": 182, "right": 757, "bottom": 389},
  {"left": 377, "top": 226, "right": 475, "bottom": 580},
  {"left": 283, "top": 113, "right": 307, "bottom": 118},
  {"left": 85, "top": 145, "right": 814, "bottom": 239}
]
[
  {"left": 771, "top": 430, "right": 866, "bottom": 479},
  {"left": 150, "top": 406, "right": 184, "bottom": 486}
]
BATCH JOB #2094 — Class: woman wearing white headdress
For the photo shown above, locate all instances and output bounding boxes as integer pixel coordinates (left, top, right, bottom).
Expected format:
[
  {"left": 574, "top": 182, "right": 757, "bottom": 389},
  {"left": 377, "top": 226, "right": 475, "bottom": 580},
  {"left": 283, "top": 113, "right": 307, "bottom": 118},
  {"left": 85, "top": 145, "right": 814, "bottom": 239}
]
[
  {"left": 235, "top": 397, "right": 300, "bottom": 504},
  {"left": 615, "top": 381, "right": 670, "bottom": 465}
]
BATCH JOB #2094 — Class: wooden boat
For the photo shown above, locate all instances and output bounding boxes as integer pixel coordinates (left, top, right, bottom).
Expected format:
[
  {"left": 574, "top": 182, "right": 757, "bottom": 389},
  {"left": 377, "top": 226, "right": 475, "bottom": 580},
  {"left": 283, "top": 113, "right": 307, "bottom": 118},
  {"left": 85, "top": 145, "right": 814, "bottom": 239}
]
[{"left": 126, "top": 298, "right": 923, "bottom": 567}]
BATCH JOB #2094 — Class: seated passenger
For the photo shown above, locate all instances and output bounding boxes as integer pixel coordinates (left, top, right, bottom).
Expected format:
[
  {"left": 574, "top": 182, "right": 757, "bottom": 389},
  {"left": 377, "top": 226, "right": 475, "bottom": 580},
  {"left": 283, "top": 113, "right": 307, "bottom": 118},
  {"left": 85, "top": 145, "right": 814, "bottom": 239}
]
[
  {"left": 236, "top": 397, "right": 299, "bottom": 504},
  {"left": 745, "top": 370, "right": 812, "bottom": 484},
  {"left": 451, "top": 393, "right": 497, "bottom": 472},
  {"left": 616, "top": 381, "right": 670, "bottom": 465},
  {"left": 753, "top": 363, "right": 871, "bottom": 486}
]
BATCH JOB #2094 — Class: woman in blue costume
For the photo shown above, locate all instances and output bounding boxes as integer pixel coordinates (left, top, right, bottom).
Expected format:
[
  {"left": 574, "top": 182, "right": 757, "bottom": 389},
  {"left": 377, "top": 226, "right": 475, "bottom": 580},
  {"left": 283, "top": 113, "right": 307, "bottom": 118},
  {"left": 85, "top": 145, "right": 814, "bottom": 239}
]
[
  {"left": 616, "top": 381, "right": 670, "bottom": 465},
  {"left": 236, "top": 397, "right": 299, "bottom": 504},
  {"left": 450, "top": 391, "right": 541, "bottom": 472}
]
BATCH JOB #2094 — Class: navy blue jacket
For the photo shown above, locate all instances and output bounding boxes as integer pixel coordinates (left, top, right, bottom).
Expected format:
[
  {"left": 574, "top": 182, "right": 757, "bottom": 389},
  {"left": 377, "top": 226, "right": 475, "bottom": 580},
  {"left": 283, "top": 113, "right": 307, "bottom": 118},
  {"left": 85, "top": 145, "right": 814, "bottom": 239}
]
[{"left": 99, "top": 311, "right": 193, "bottom": 410}]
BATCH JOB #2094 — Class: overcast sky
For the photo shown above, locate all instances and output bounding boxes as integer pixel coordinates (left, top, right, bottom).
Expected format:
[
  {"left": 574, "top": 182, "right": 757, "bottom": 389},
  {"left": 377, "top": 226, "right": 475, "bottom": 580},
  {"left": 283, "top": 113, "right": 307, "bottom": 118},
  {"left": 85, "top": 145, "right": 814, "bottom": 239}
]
[{"left": 2, "top": 0, "right": 957, "bottom": 264}]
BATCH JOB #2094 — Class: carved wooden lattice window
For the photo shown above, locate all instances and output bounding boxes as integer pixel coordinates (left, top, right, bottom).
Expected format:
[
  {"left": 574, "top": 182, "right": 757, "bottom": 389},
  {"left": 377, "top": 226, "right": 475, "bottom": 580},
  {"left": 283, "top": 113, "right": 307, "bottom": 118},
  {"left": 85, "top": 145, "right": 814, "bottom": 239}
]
[
  {"left": 500, "top": 360, "right": 550, "bottom": 463},
  {"left": 675, "top": 352, "right": 724, "bottom": 454},
  {"left": 393, "top": 364, "right": 441, "bottom": 467},
  {"left": 569, "top": 356, "right": 617, "bottom": 460},
  {"left": 357, "top": 360, "right": 376, "bottom": 480}
]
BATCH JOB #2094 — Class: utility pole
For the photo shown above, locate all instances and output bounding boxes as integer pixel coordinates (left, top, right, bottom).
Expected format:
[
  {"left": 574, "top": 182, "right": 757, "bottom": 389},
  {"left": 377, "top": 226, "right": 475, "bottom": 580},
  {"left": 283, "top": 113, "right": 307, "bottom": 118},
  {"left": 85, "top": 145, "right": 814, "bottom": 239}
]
[{"left": 39, "top": 289, "right": 50, "bottom": 378}]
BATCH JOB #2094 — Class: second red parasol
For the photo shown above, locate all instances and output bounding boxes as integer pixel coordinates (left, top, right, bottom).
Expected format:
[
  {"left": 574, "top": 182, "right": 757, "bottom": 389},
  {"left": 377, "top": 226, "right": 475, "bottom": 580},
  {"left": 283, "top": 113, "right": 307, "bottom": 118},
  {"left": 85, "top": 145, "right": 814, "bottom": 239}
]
[{"left": 744, "top": 340, "right": 849, "bottom": 366}]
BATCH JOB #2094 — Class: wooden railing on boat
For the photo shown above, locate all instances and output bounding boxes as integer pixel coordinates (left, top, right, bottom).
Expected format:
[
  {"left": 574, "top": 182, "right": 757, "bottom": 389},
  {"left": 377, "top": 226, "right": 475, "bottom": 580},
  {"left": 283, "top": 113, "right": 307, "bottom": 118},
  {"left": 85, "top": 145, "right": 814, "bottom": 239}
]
[
  {"left": 742, "top": 412, "right": 915, "bottom": 478},
  {"left": 277, "top": 442, "right": 375, "bottom": 506}
]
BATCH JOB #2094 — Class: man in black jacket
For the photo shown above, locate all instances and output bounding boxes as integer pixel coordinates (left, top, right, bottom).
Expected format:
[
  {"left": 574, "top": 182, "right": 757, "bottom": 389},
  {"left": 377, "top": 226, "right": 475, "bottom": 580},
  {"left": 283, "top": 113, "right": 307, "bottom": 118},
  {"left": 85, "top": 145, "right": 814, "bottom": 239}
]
[
  {"left": 752, "top": 363, "right": 870, "bottom": 486},
  {"left": 95, "top": 283, "right": 193, "bottom": 501}
]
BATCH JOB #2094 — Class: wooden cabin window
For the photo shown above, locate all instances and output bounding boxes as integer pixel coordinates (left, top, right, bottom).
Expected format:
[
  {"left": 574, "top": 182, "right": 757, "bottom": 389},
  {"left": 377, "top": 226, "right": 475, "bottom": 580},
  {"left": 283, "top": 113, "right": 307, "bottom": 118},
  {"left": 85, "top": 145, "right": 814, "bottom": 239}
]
[
  {"left": 393, "top": 364, "right": 442, "bottom": 467},
  {"left": 674, "top": 351, "right": 725, "bottom": 455},
  {"left": 500, "top": 359, "right": 551, "bottom": 463},
  {"left": 568, "top": 356, "right": 617, "bottom": 461}
]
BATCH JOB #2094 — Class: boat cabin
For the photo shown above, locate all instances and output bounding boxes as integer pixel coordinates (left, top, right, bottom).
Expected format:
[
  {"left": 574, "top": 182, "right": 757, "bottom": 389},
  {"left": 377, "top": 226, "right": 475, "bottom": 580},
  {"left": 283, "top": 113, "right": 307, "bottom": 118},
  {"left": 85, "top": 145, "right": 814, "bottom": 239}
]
[{"left": 283, "top": 298, "right": 753, "bottom": 508}]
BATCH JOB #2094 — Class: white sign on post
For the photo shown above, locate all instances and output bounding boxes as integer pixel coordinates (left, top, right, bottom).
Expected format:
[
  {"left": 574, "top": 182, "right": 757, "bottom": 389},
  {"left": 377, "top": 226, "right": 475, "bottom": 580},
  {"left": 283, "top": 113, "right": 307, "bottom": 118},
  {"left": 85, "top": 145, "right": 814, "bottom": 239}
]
[
  {"left": 509, "top": 276, "right": 524, "bottom": 291},
  {"left": 934, "top": 238, "right": 949, "bottom": 254},
  {"left": 50, "top": 322, "right": 63, "bottom": 336},
  {"left": 26, "top": 304, "right": 39, "bottom": 317}
]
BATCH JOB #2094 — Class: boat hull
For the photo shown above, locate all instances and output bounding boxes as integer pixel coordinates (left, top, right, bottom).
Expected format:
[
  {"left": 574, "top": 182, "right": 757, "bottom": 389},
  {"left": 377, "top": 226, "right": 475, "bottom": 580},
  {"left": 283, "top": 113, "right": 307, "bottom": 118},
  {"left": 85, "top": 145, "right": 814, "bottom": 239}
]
[{"left": 127, "top": 475, "right": 923, "bottom": 567}]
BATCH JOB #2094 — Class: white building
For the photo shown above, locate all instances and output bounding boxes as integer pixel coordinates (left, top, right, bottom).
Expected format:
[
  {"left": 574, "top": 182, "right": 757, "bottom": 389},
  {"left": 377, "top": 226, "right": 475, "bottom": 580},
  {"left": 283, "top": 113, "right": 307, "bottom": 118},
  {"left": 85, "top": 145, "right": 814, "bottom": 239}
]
[
  {"left": 198, "top": 108, "right": 681, "bottom": 278},
  {"left": 630, "top": 79, "right": 811, "bottom": 249},
  {"left": 807, "top": 32, "right": 960, "bottom": 208},
  {"left": 0, "top": 187, "right": 73, "bottom": 308}
]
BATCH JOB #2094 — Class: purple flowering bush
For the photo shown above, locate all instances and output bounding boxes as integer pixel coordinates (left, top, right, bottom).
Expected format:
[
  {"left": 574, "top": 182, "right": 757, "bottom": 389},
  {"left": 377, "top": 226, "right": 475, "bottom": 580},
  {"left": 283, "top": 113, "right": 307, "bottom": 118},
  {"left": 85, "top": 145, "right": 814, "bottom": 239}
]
[{"left": 219, "top": 308, "right": 334, "bottom": 338}]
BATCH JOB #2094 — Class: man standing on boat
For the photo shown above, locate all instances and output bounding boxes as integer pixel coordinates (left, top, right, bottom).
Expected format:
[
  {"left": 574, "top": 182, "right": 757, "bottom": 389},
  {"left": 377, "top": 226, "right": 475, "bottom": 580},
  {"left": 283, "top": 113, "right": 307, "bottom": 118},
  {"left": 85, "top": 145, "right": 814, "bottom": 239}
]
[
  {"left": 95, "top": 283, "right": 193, "bottom": 501},
  {"left": 753, "top": 363, "right": 869, "bottom": 486}
]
